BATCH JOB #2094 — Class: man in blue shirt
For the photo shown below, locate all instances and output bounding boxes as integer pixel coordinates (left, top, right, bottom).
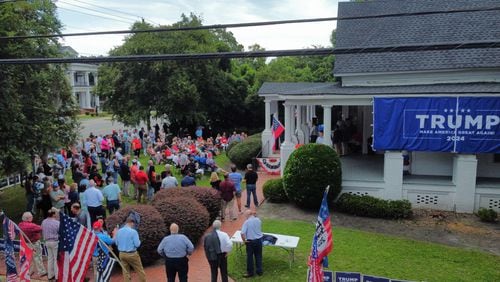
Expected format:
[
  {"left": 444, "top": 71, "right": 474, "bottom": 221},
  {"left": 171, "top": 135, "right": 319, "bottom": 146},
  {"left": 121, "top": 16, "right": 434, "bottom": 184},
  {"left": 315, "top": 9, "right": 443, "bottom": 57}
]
[
  {"left": 157, "top": 223, "right": 194, "bottom": 282},
  {"left": 83, "top": 180, "right": 105, "bottom": 224},
  {"left": 102, "top": 177, "right": 122, "bottom": 215},
  {"left": 228, "top": 165, "right": 243, "bottom": 213},
  {"left": 115, "top": 217, "right": 146, "bottom": 282},
  {"left": 241, "top": 210, "right": 263, "bottom": 278},
  {"left": 180, "top": 172, "right": 196, "bottom": 187}
]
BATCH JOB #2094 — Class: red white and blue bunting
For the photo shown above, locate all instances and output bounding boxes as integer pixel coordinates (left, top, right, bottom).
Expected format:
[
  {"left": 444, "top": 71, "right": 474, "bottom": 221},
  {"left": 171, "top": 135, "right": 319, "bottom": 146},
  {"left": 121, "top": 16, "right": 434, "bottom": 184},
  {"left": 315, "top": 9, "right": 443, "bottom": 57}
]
[{"left": 256, "top": 158, "right": 281, "bottom": 175}]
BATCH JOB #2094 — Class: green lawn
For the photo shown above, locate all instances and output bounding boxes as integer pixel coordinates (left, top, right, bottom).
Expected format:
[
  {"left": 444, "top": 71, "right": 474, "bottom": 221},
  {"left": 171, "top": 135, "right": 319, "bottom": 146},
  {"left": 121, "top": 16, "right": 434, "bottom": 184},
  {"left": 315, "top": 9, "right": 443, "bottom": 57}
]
[{"left": 228, "top": 219, "right": 500, "bottom": 282}]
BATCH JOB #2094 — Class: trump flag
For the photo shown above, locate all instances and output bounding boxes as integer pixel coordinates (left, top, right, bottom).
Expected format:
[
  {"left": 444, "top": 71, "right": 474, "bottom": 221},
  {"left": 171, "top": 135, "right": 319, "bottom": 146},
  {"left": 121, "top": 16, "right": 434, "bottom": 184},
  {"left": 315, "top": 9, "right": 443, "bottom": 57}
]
[{"left": 307, "top": 186, "right": 333, "bottom": 282}]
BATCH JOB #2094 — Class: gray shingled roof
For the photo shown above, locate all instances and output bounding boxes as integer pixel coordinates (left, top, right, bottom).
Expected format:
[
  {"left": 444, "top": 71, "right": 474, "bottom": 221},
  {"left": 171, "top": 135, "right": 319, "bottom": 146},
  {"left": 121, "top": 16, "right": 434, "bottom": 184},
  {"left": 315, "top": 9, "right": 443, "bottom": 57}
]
[
  {"left": 334, "top": 0, "right": 500, "bottom": 74},
  {"left": 258, "top": 82, "right": 500, "bottom": 96}
]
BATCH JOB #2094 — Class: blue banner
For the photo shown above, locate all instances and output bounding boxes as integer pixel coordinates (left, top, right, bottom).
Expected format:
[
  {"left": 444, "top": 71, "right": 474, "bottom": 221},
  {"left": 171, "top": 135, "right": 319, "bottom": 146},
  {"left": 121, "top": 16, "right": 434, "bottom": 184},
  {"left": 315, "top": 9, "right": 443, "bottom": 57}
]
[
  {"left": 363, "top": 275, "right": 390, "bottom": 282},
  {"left": 373, "top": 97, "right": 500, "bottom": 153},
  {"left": 336, "top": 272, "right": 361, "bottom": 282},
  {"left": 324, "top": 270, "right": 334, "bottom": 282}
]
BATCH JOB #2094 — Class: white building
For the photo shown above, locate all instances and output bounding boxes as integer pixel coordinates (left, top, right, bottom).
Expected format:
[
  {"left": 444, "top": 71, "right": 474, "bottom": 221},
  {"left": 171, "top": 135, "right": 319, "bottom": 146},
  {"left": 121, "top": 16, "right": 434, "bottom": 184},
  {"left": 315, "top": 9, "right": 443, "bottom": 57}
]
[
  {"left": 259, "top": 0, "right": 500, "bottom": 213},
  {"left": 61, "top": 46, "right": 99, "bottom": 111}
]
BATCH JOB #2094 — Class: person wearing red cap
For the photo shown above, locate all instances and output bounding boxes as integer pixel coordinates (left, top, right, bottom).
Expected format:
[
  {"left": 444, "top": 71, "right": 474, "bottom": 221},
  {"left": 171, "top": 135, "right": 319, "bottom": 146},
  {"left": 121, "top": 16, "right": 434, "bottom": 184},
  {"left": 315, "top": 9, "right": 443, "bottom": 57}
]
[{"left": 92, "top": 219, "right": 116, "bottom": 281}]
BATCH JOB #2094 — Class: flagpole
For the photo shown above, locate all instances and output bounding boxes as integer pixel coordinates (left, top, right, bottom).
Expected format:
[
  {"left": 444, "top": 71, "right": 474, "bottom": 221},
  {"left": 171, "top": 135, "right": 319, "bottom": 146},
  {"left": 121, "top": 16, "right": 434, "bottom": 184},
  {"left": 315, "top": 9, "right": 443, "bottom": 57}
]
[{"left": 97, "top": 236, "right": 126, "bottom": 271}]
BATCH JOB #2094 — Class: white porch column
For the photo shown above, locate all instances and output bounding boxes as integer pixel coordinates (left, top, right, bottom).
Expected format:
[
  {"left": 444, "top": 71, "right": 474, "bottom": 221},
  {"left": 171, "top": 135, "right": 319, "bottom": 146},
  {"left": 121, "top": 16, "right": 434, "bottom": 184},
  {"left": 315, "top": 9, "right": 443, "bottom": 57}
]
[
  {"left": 453, "top": 154, "right": 477, "bottom": 212},
  {"left": 69, "top": 71, "right": 75, "bottom": 87},
  {"left": 86, "top": 89, "right": 91, "bottom": 108},
  {"left": 261, "top": 99, "right": 273, "bottom": 157},
  {"left": 296, "top": 106, "right": 305, "bottom": 144},
  {"left": 322, "top": 105, "right": 333, "bottom": 146},
  {"left": 383, "top": 151, "right": 403, "bottom": 200},
  {"left": 280, "top": 103, "right": 296, "bottom": 176}
]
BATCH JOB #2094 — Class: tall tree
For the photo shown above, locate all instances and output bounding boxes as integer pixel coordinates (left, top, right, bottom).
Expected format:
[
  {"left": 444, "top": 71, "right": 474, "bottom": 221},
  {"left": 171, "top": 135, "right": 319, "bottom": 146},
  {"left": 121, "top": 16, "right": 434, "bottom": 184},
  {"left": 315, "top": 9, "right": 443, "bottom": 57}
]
[
  {"left": 97, "top": 14, "right": 251, "bottom": 134},
  {"left": 0, "top": 0, "right": 79, "bottom": 175}
]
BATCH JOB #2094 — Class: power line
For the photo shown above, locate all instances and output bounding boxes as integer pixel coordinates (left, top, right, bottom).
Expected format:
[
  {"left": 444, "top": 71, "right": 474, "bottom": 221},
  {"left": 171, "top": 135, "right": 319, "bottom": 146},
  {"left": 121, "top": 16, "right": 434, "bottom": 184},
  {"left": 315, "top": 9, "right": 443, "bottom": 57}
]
[
  {"left": 70, "top": 0, "right": 158, "bottom": 25},
  {"left": 57, "top": 6, "right": 133, "bottom": 25},
  {"left": 58, "top": 0, "right": 137, "bottom": 23},
  {"left": 2, "top": 5, "right": 500, "bottom": 41},
  {"left": 1, "top": 41, "right": 499, "bottom": 65}
]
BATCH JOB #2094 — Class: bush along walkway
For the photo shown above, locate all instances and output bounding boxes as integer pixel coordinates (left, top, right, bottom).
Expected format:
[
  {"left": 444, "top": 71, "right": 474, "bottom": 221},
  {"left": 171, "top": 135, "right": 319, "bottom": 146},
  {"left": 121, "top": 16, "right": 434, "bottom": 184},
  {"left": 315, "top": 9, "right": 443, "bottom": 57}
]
[{"left": 110, "top": 171, "right": 277, "bottom": 282}]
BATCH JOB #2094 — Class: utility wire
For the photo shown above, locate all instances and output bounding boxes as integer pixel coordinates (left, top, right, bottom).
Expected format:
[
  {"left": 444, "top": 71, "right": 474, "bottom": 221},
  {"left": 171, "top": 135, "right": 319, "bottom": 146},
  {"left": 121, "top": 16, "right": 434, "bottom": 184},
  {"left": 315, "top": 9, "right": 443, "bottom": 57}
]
[
  {"left": 2, "top": 5, "right": 500, "bottom": 41},
  {"left": 57, "top": 6, "right": 133, "bottom": 25},
  {"left": 70, "top": 0, "right": 158, "bottom": 25},
  {"left": 58, "top": 0, "right": 138, "bottom": 23},
  {"left": 1, "top": 41, "right": 499, "bottom": 65}
]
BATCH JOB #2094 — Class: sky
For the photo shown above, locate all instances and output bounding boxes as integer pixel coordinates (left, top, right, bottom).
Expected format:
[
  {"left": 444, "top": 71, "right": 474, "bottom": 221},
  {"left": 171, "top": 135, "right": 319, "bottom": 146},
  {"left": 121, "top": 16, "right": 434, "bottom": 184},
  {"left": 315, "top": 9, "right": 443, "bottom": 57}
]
[{"left": 55, "top": 0, "right": 342, "bottom": 56}]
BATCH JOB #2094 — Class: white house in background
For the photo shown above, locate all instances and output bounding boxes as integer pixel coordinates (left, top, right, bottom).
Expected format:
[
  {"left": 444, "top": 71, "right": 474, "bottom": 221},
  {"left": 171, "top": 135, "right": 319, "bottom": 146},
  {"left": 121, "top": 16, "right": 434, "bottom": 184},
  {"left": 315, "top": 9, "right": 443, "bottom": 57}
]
[
  {"left": 61, "top": 46, "right": 99, "bottom": 111},
  {"left": 258, "top": 0, "right": 500, "bottom": 213}
]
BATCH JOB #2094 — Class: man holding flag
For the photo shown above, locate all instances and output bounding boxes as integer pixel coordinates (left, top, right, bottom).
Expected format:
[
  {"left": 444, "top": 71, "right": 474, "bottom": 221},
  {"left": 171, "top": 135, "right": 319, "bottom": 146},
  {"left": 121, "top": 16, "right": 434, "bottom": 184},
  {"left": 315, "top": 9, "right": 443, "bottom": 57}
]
[{"left": 307, "top": 186, "right": 333, "bottom": 282}]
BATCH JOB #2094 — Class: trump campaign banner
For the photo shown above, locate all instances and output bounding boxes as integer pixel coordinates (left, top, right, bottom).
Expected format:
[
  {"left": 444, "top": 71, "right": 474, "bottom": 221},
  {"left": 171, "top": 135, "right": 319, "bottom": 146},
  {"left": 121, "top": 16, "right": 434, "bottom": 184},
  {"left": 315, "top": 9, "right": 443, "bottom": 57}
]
[{"left": 373, "top": 97, "right": 500, "bottom": 153}]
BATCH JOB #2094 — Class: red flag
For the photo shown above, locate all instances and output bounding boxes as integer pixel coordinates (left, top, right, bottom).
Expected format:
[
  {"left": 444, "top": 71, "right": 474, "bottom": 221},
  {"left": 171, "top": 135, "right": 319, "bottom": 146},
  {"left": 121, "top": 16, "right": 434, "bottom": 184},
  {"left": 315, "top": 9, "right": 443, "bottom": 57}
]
[
  {"left": 19, "top": 235, "right": 33, "bottom": 282},
  {"left": 272, "top": 116, "right": 285, "bottom": 150},
  {"left": 57, "top": 212, "right": 98, "bottom": 282}
]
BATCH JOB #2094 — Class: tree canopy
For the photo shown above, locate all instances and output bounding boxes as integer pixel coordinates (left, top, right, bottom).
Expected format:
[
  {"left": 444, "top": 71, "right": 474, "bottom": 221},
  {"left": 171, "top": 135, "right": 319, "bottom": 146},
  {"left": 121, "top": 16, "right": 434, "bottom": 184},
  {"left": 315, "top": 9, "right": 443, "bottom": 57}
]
[
  {"left": 0, "top": 0, "right": 79, "bottom": 175},
  {"left": 98, "top": 14, "right": 336, "bottom": 135}
]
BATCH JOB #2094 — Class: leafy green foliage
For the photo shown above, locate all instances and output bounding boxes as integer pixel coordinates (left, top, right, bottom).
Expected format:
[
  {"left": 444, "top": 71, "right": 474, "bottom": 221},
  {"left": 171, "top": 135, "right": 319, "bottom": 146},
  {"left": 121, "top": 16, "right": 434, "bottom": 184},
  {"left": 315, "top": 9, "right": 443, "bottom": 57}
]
[
  {"left": 336, "top": 193, "right": 413, "bottom": 219},
  {"left": 106, "top": 205, "right": 167, "bottom": 265},
  {"left": 97, "top": 14, "right": 251, "bottom": 134},
  {"left": 0, "top": 1, "right": 79, "bottom": 175},
  {"left": 153, "top": 186, "right": 222, "bottom": 223},
  {"left": 263, "top": 178, "right": 288, "bottom": 203},
  {"left": 152, "top": 195, "right": 210, "bottom": 244},
  {"left": 227, "top": 134, "right": 262, "bottom": 169},
  {"left": 283, "top": 144, "right": 342, "bottom": 209},
  {"left": 476, "top": 208, "right": 498, "bottom": 223}
]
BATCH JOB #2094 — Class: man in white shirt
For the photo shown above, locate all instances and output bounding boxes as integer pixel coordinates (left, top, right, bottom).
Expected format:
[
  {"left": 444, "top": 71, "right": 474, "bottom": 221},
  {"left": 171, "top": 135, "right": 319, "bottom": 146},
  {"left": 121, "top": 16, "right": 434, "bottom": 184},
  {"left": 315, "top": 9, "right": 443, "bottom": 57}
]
[
  {"left": 160, "top": 170, "right": 178, "bottom": 189},
  {"left": 83, "top": 180, "right": 105, "bottom": 224},
  {"left": 204, "top": 220, "right": 232, "bottom": 282}
]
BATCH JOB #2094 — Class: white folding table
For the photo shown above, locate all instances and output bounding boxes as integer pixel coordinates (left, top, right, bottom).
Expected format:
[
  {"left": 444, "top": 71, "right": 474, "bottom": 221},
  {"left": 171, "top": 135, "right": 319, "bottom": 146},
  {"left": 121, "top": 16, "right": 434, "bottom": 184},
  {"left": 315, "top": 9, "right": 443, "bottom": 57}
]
[{"left": 231, "top": 230, "right": 300, "bottom": 268}]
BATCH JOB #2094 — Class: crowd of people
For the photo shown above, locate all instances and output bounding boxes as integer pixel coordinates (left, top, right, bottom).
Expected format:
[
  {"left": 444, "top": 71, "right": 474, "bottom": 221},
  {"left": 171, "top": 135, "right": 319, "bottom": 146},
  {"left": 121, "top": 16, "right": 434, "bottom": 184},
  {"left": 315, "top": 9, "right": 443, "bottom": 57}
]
[{"left": 14, "top": 125, "right": 263, "bottom": 281}]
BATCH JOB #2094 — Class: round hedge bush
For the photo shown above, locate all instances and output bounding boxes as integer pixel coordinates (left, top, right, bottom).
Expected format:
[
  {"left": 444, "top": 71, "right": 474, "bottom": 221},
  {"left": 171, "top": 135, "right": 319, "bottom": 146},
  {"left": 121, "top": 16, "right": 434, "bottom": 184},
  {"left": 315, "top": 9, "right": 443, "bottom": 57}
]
[
  {"left": 263, "top": 178, "right": 288, "bottom": 203},
  {"left": 153, "top": 186, "right": 221, "bottom": 223},
  {"left": 283, "top": 143, "right": 342, "bottom": 209},
  {"left": 226, "top": 140, "right": 240, "bottom": 154},
  {"left": 227, "top": 134, "right": 262, "bottom": 169},
  {"left": 106, "top": 205, "right": 167, "bottom": 266},
  {"left": 152, "top": 195, "right": 210, "bottom": 244}
]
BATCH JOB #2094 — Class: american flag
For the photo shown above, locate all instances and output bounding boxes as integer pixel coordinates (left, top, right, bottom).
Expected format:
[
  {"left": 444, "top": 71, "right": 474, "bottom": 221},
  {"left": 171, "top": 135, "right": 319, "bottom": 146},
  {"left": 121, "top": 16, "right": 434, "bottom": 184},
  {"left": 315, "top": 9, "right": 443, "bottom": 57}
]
[
  {"left": 307, "top": 186, "right": 333, "bottom": 282},
  {"left": 2, "top": 213, "right": 19, "bottom": 282},
  {"left": 272, "top": 115, "right": 285, "bottom": 150},
  {"left": 58, "top": 212, "right": 98, "bottom": 282},
  {"left": 19, "top": 234, "right": 33, "bottom": 282}
]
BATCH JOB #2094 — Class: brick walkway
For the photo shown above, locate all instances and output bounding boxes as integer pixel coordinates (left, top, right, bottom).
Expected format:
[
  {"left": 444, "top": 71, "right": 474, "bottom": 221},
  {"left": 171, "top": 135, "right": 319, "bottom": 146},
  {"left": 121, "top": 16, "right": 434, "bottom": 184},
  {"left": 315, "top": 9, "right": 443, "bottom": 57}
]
[
  {"left": 110, "top": 171, "right": 277, "bottom": 282},
  {"left": 0, "top": 172, "right": 278, "bottom": 282}
]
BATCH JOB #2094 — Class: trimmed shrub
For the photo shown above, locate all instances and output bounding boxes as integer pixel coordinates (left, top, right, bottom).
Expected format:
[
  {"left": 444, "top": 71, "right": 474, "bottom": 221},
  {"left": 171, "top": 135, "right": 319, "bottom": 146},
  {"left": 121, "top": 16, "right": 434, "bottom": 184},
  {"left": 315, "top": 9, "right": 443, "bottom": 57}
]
[
  {"left": 226, "top": 140, "right": 240, "bottom": 154},
  {"left": 106, "top": 205, "right": 167, "bottom": 265},
  {"left": 335, "top": 193, "right": 413, "bottom": 219},
  {"left": 153, "top": 186, "right": 221, "bottom": 223},
  {"left": 152, "top": 196, "right": 210, "bottom": 244},
  {"left": 227, "top": 134, "right": 262, "bottom": 169},
  {"left": 283, "top": 143, "right": 342, "bottom": 209},
  {"left": 476, "top": 208, "right": 498, "bottom": 222},
  {"left": 263, "top": 178, "right": 288, "bottom": 203}
]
